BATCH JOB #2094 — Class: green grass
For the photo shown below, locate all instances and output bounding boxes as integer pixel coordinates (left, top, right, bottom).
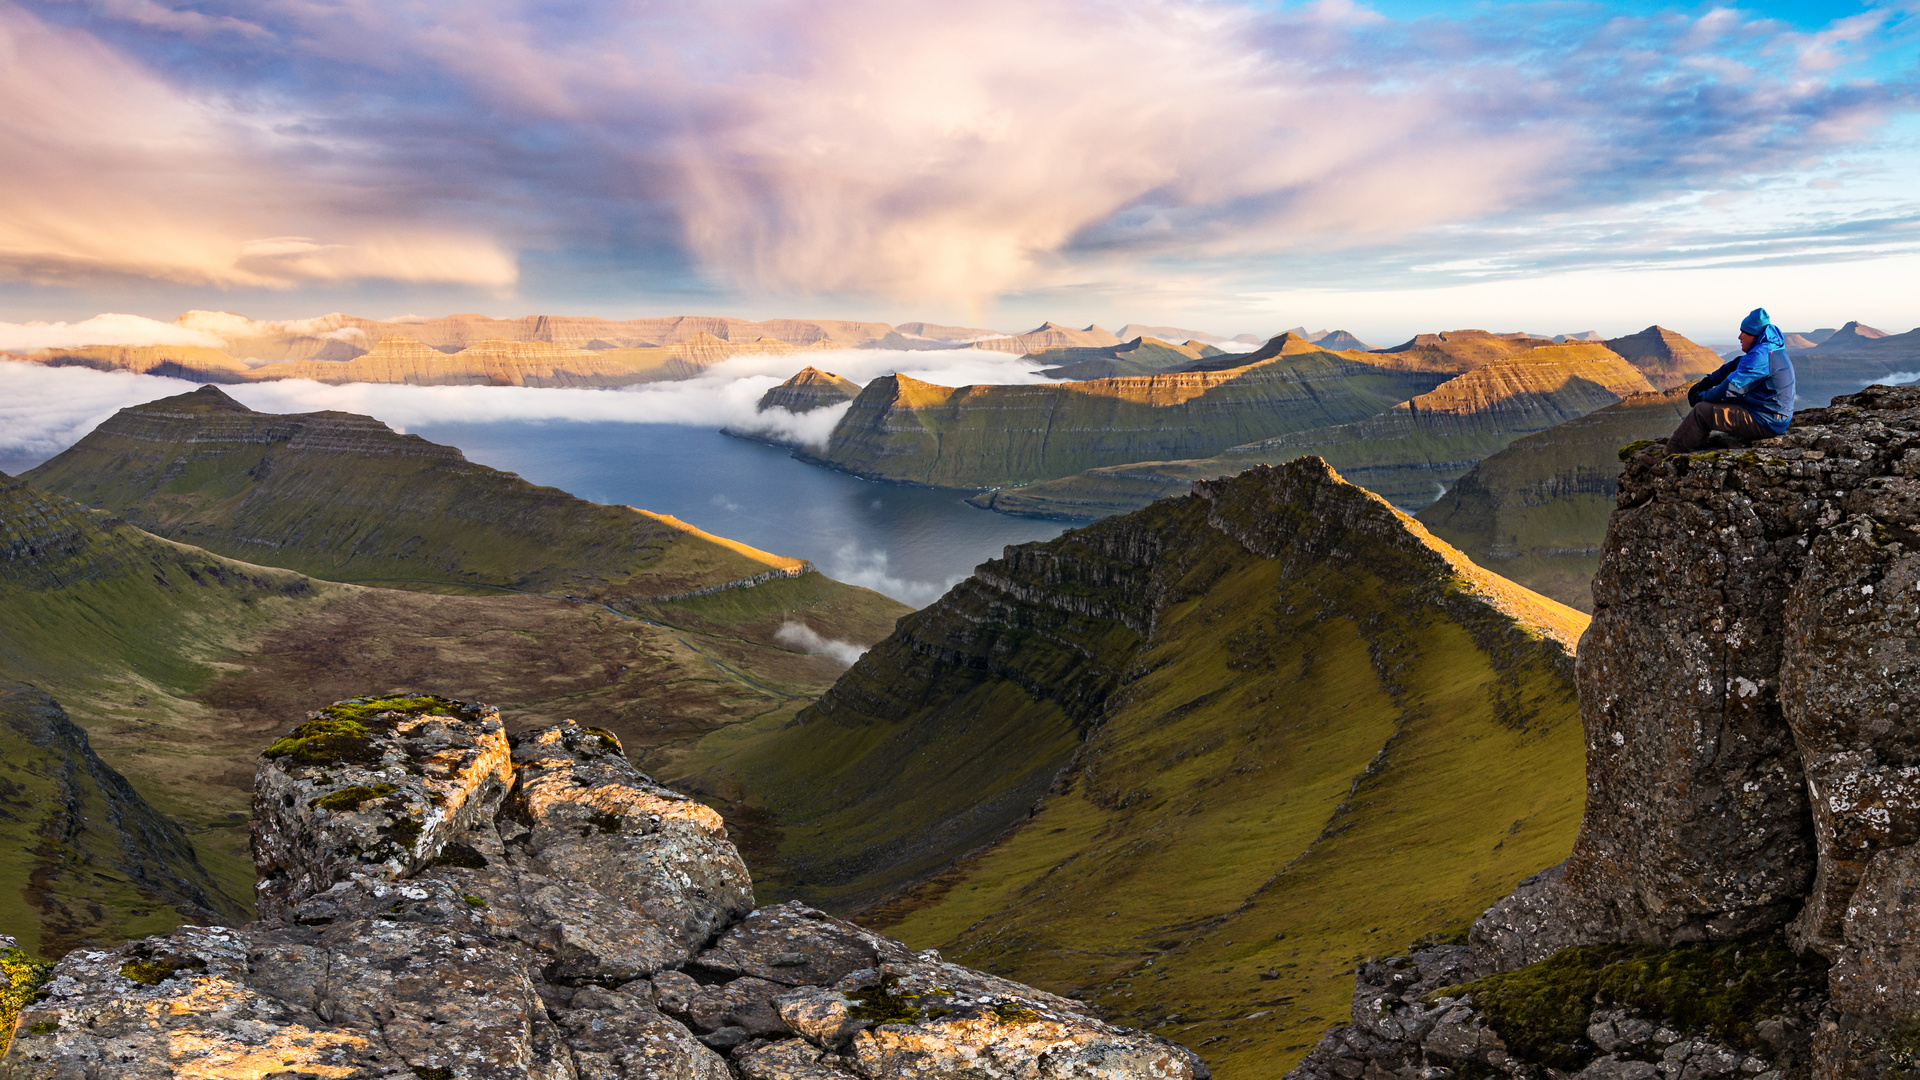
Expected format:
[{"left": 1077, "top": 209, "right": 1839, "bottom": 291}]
[
  {"left": 1417, "top": 391, "right": 1689, "bottom": 611},
  {"left": 1, "top": 945, "right": 54, "bottom": 1057},
  {"left": 672, "top": 463, "right": 1590, "bottom": 1075}
]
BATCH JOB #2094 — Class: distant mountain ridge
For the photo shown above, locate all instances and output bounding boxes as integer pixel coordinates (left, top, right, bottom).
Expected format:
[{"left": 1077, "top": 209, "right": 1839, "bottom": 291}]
[{"left": 974, "top": 342, "right": 1657, "bottom": 518}]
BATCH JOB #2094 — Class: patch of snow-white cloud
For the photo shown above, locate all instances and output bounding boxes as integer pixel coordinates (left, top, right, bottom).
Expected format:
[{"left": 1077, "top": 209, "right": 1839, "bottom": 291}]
[
  {"left": 773, "top": 621, "right": 867, "bottom": 667},
  {"left": 0, "top": 313, "right": 224, "bottom": 352}
]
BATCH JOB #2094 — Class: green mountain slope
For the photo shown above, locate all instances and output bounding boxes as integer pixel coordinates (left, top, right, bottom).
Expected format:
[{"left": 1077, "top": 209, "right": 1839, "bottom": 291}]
[
  {"left": 1416, "top": 389, "right": 1689, "bottom": 611},
  {"left": 975, "top": 342, "right": 1654, "bottom": 518},
  {"left": 25, "top": 385, "right": 818, "bottom": 603},
  {"left": 0, "top": 683, "right": 247, "bottom": 960},
  {"left": 672, "top": 459, "right": 1589, "bottom": 1074},
  {"left": 801, "top": 337, "right": 1450, "bottom": 489}
]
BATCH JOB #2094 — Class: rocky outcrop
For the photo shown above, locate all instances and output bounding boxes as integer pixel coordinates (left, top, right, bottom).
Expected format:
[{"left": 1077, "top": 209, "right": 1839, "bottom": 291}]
[
  {"left": 1287, "top": 383, "right": 1920, "bottom": 1078},
  {"left": 0, "top": 695, "right": 1204, "bottom": 1080}
]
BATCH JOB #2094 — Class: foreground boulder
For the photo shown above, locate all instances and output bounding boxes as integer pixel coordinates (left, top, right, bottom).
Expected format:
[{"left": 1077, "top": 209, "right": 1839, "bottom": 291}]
[
  {"left": 1287, "top": 384, "right": 1920, "bottom": 1078},
  {"left": 0, "top": 694, "right": 1205, "bottom": 1080}
]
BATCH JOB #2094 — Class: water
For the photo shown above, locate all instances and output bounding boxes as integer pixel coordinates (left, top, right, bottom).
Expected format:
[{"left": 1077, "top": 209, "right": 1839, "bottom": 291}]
[{"left": 408, "top": 421, "right": 1081, "bottom": 607}]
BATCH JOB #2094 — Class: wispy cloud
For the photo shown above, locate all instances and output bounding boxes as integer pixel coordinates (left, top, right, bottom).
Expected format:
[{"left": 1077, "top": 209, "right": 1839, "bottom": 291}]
[
  {"left": 2, "top": 0, "right": 1916, "bottom": 308},
  {"left": 774, "top": 621, "right": 867, "bottom": 667}
]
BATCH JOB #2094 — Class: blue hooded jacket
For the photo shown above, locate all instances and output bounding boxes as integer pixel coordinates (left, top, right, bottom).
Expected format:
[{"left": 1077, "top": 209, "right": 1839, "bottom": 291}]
[{"left": 1698, "top": 307, "right": 1795, "bottom": 433}]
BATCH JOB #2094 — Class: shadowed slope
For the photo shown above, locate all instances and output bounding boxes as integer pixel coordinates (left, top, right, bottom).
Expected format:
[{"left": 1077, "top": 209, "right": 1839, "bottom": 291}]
[
  {"left": 673, "top": 459, "right": 1589, "bottom": 1073},
  {"left": 0, "top": 684, "right": 248, "bottom": 960},
  {"left": 755, "top": 366, "right": 862, "bottom": 412},
  {"left": 803, "top": 341, "right": 1450, "bottom": 489},
  {"left": 1794, "top": 321, "right": 1920, "bottom": 405},
  {"left": 976, "top": 343, "right": 1654, "bottom": 518},
  {"left": 1417, "top": 389, "right": 1690, "bottom": 611}
]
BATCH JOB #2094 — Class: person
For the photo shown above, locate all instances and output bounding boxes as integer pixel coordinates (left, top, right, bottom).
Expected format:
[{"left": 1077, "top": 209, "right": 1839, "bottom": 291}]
[{"left": 1667, "top": 307, "right": 1796, "bottom": 452}]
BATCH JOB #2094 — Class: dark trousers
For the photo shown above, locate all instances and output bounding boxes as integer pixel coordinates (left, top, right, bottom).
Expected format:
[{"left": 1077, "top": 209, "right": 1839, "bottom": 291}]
[{"left": 1667, "top": 401, "right": 1777, "bottom": 452}]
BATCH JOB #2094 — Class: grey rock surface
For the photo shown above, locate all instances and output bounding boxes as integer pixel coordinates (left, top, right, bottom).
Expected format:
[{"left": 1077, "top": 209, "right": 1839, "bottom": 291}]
[
  {"left": 1297, "top": 386, "right": 1920, "bottom": 1079},
  {"left": 1, "top": 698, "right": 1204, "bottom": 1080}
]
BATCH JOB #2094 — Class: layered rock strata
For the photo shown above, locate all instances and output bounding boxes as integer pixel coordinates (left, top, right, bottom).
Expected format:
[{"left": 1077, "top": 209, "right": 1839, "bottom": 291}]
[
  {"left": 1287, "top": 384, "right": 1920, "bottom": 1078},
  {"left": 0, "top": 695, "right": 1204, "bottom": 1080}
]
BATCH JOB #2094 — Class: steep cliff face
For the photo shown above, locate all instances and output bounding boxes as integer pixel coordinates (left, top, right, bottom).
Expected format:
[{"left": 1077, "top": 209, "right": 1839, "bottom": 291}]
[
  {"left": 0, "top": 697, "right": 1204, "bottom": 1080},
  {"left": 1417, "top": 389, "right": 1691, "bottom": 611},
  {"left": 676, "top": 459, "right": 1592, "bottom": 1072},
  {"left": 0, "top": 684, "right": 248, "bottom": 960},
  {"left": 806, "top": 348, "right": 1448, "bottom": 488},
  {"left": 976, "top": 344, "right": 1655, "bottom": 519},
  {"left": 1288, "top": 383, "right": 1920, "bottom": 1079},
  {"left": 25, "top": 385, "right": 811, "bottom": 602}
]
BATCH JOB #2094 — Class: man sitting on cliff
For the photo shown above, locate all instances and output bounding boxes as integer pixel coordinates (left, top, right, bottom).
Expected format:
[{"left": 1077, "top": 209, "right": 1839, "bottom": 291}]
[{"left": 1667, "top": 307, "right": 1796, "bottom": 452}]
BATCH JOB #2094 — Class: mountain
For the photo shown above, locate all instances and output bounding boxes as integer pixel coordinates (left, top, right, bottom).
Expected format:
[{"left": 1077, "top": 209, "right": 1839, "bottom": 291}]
[
  {"left": 24, "top": 386, "right": 818, "bottom": 600},
  {"left": 1, "top": 702, "right": 1205, "bottom": 1078},
  {"left": 1368, "top": 329, "right": 1556, "bottom": 371},
  {"left": 0, "top": 683, "right": 247, "bottom": 960},
  {"left": 1552, "top": 331, "right": 1603, "bottom": 342},
  {"left": 672, "top": 459, "right": 1588, "bottom": 1073},
  {"left": 976, "top": 342, "right": 1656, "bottom": 518},
  {"left": 1416, "top": 389, "right": 1690, "bottom": 611},
  {"left": 1791, "top": 320, "right": 1920, "bottom": 405},
  {"left": 1289, "top": 383, "right": 1920, "bottom": 1078},
  {"left": 1034, "top": 336, "right": 1226, "bottom": 380},
  {"left": 1312, "top": 330, "right": 1373, "bottom": 351},
  {"left": 753, "top": 366, "right": 862, "bottom": 413},
  {"left": 1598, "top": 325, "right": 1725, "bottom": 389},
  {"left": 1112, "top": 323, "right": 1238, "bottom": 345},
  {"left": 4, "top": 436, "right": 909, "bottom": 952},
  {"left": 28, "top": 332, "right": 834, "bottom": 388},
  {"left": 963, "top": 321, "right": 1125, "bottom": 356},
  {"left": 1792, "top": 326, "right": 1837, "bottom": 345},
  {"left": 800, "top": 337, "right": 1453, "bottom": 489}
]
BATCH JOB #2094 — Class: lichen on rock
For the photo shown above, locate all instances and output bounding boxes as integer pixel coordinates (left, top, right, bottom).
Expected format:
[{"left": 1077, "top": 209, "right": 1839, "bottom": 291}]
[{"left": 1, "top": 699, "right": 1204, "bottom": 1080}]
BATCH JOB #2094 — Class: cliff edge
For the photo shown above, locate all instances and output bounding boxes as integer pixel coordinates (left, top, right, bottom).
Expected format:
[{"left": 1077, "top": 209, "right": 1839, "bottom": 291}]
[{"left": 1287, "top": 383, "right": 1920, "bottom": 1078}]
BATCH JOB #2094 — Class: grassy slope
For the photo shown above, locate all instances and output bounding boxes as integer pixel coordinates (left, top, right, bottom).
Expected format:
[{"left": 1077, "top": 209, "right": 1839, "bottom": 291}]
[
  {"left": 977, "top": 344, "right": 1654, "bottom": 519},
  {"left": 23, "top": 385, "right": 804, "bottom": 601},
  {"left": 804, "top": 344, "right": 1450, "bottom": 489},
  {"left": 672, "top": 460, "right": 1589, "bottom": 1075},
  {"left": 1417, "top": 390, "right": 1689, "bottom": 612}
]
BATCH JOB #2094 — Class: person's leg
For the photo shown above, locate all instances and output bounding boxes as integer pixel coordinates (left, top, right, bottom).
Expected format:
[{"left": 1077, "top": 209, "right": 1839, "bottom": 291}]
[{"left": 1667, "top": 401, "right": 1772, "bottom": 452}]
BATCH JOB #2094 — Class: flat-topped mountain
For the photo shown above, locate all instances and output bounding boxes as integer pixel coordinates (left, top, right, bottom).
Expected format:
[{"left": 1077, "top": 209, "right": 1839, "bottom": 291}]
[
  {"left": 675, "top": 459, "right": 1589, "bottom": 1071},
  {"left": 1370, "top": 329, "right": 1556, "bottom": 371},
  {"left": 754, "top": 366, "right": 862, "bottom": 413},
  {"left": 976, "top": 342, "right": 1655, "bottom": 518},
  {"left": 800, "top": 338, "right": 1452, "bottom": 489},
  {"left": 1417, "top": 388, "right": 1691, "bottom": 610}
]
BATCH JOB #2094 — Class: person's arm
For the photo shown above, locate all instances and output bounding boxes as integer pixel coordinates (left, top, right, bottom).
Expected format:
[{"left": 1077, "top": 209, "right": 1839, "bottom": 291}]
[
  {"left": 1690, "top": 359, "right": 1736, "bottom": 406},
  {"left": 1702, "top": 348, "right": 1771, "bottom": 401}
]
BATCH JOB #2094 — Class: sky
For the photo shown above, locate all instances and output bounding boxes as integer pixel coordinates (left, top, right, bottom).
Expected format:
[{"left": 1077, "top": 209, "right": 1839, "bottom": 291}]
[{"left": 0, "top": 0, "right": 1916, "bottom": 343}]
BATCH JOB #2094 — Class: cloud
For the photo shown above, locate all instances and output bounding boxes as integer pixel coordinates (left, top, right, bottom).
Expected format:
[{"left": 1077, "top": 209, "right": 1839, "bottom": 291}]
[
  {"left": 3, "top": 0, "right": 1916, "bottom": 307},
  {"left": 0, "top": 343, "right": 1066, "bottom": 468},
  {"left": 0, "top": 313, "right": 223, "bottom": 352},
  {"left": 0, "top": 5, "right": 515, "bottom": 289},
  {"left": 813, "top": 543, "right": 962, "bottom": 609},
  {"left": 773, "top": 621, "right": 867, "bottom": 667}
]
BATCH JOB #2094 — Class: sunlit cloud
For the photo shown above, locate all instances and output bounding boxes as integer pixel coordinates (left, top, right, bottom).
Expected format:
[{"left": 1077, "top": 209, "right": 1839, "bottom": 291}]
[
  {"left": 0, "top": 0, "right": 1915, "bottom": 312},
  {"left": 0, "top": 313, "right": 222, "bottom": 351}
]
